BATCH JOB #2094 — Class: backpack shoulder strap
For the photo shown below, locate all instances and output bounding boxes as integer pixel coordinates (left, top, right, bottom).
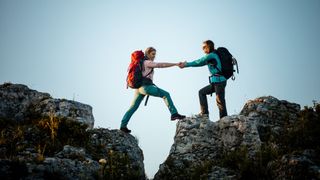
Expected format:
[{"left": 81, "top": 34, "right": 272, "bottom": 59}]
[
  {"left": 208, "top": 52, "right": 222, "bottom": 74},
  {"left": 144, "top": 68, "right": 154, "bottom": 77},
  {"left": 142, "top": 60, "right": 154, "bottom": 77}
]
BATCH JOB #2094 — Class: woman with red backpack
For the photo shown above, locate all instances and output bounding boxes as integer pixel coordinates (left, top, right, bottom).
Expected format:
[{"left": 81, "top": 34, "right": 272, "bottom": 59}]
[{"left": 120, "top": 47, "right": 186, "bottom": 133}]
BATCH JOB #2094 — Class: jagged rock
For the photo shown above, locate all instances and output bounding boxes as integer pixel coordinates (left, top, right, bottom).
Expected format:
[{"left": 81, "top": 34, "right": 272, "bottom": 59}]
[
  {"left": 155, "top": 115, "right": 260, "bottom": 179},
  {"left": 201, "top": 166, "right": 237, "bottom": 180},
  {"left": 0, "top": 83, "right": 51, "bottom": 122},
  {"left": 269, "top": 149, "right": 320, "bottom": 179},
  {"left": 1, "top": 82, "right": 318, "bottom": 179},
  {"left": 0, "top": 127, "right": 146, "bottom": 179},
  {"left": 87, "top": 128, "right": 146, "bottom": 179},
  {"left": 0, "top": 83, "right": 146, "bottom": 179},
  {"left": 240, "top": 96, "right": 300, "bottom": 142},
  {"left": 24, "top": 145, "right": 100, "bottom": 180},
  {"left": 55, "top": 145, "right": 89, "bottom": 160},
  {"left": 0, "top": 83, "right": 94, "bottom": 129},
  {"left": 154, "top": 96, "right": 314, "bottom": 180},
  {"left": 217, "top": 115, "right": 261, "bottom": 157},
  {"left": 33, "top": 98, "right": 95, "bottom": 129}
]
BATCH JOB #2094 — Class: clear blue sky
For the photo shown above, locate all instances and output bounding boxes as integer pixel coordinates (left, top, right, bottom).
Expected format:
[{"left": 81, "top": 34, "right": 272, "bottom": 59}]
[{"left": 1, "top": 0, "right": 320, "bottom": 178}]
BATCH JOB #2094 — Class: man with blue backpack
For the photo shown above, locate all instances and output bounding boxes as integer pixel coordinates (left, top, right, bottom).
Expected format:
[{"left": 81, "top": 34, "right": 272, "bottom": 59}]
[{"left": 179, "top": 40, "right": 238, "bottom": 119}]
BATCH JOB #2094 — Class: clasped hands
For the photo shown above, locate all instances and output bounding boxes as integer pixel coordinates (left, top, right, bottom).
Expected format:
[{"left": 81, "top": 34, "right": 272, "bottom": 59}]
[{"left": 176, "top": 61, "right": 187, "bottom": 69}]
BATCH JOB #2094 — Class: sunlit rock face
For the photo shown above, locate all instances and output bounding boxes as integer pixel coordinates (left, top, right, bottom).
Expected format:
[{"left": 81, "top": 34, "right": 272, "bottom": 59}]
[{"left": 155, "top": 96, "right": 320, "bottom": 180}]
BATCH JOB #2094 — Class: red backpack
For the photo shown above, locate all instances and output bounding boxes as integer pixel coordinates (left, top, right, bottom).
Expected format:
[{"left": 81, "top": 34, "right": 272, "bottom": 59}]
[{"left": 126, "top": 50, "right": 145, "bottom": 89}]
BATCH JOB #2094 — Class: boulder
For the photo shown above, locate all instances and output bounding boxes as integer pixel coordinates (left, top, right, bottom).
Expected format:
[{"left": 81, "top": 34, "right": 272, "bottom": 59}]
[{"left": 0, "top": 83, "right": 94, "bottom": 129}]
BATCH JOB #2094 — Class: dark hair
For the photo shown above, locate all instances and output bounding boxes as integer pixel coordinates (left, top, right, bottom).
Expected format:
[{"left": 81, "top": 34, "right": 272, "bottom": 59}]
[{"left": 203, "top": 40, "right": 215, "bottom": 52}]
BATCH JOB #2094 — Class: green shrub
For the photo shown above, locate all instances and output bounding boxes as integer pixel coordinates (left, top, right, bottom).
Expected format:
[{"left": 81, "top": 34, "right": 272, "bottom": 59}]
[
  {"left": 0, "top": 114, "right": 90, "bottom": 159},
  {"left": 99, "top": 150, "right": 143, "bottom": 180}
]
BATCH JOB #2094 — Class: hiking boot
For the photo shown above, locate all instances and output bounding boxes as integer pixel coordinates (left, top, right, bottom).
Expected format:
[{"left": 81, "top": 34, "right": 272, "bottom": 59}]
[
  {"left": 194, "top": 113, "right": 209, "bottom": 118},
  {"left": 171, "top": 113, "right": 186, "bottom": 121},
  {"left": 120, "top": 127, "right": 131, "bottom": 133}
]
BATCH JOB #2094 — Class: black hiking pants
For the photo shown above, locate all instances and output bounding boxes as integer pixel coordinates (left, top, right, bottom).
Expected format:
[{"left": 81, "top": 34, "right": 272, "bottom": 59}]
[{"left": 198, "top": 81, "right": 228, "bottom": 119}]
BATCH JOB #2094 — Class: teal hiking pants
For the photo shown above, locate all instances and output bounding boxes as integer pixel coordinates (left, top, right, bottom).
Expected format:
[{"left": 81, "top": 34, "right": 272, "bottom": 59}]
[{"left": 121, "top": 85, "right": 178, "bottom": 128}]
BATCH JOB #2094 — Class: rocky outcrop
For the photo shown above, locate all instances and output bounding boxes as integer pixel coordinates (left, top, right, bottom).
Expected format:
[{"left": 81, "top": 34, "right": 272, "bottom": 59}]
[
  {"left": 0, "top": 83, "right": 146, "bottom": 179},
  {"left": 154, "top": 116, "right": 257, "bottom": 179},
  {"left": 0, "top": 128, "right": 146, "bottom": 179},
  {"left": 7, "top": 145, "right": 101, "bottom": 180},
  {"left": 269, "top": 149, "right": 320, "bottom": 179},
  {"left": 155, "top": 96, "right": 320, "bottom": 179},
  {"left": 0, "top": 83, "right": 94, "bottom": 129},
  {"left": 240, "top": 96, "right": 300, "bottom": 143},
  {"left": 88, "top": 128, "right": 145, "bottom": 179},
  {"left": 1, "top": 83, "right": 319, "bottom": 179}
]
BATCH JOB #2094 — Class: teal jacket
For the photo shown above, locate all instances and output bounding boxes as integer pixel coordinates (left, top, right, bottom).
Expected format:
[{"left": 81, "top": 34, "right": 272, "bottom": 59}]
[{"left": 185, "top": 52, "right": 227, "bottom": 83}]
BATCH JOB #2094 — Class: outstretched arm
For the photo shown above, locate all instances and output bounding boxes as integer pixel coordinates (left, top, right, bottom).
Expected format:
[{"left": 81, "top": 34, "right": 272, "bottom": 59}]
[
  {"left": 145, "top": 61, "right": 178, "bottom": 68},
  {"left": 184, "top": 55, "right": 209, "bottom": 67}
]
